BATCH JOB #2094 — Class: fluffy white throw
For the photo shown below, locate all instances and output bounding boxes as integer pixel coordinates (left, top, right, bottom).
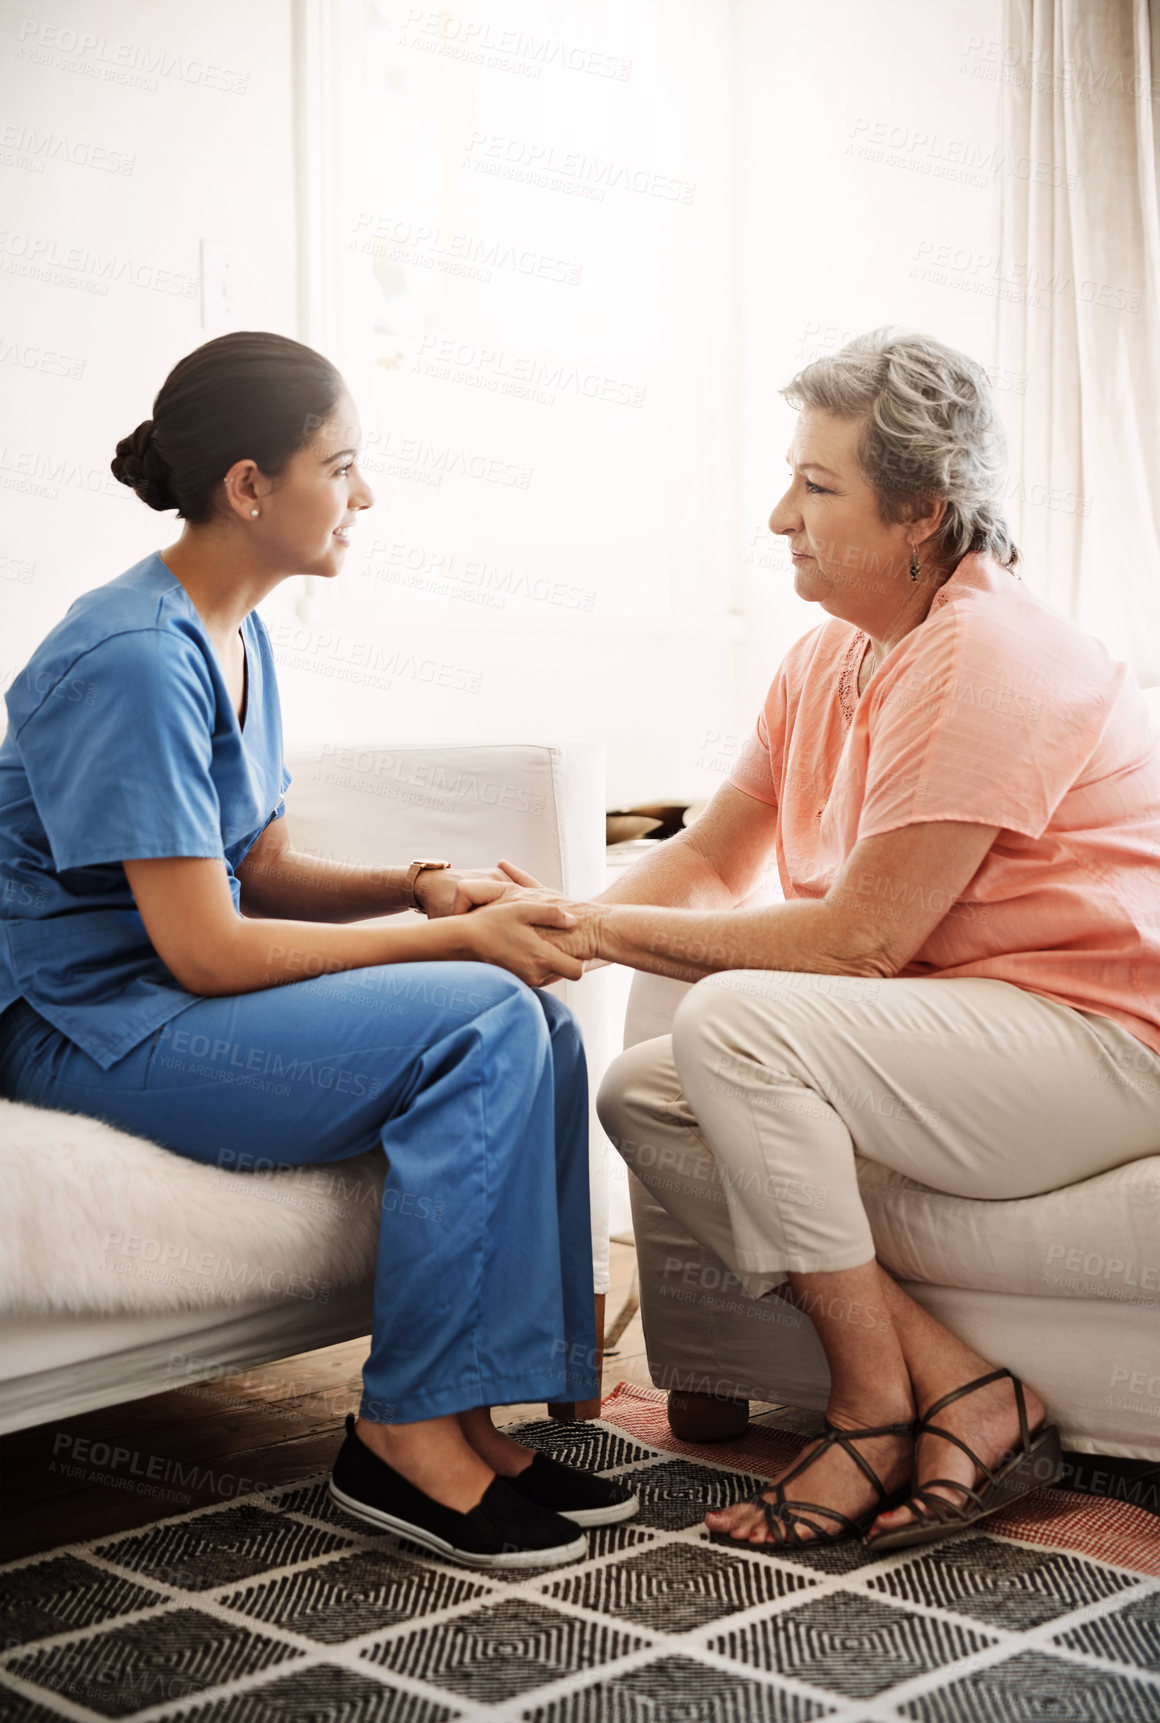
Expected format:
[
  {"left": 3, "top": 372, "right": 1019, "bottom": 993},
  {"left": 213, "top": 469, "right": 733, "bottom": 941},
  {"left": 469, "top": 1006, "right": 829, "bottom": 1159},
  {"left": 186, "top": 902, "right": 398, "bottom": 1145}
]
[{"left": 0, "top": 1097, "right": 382, "bottom": 1315}]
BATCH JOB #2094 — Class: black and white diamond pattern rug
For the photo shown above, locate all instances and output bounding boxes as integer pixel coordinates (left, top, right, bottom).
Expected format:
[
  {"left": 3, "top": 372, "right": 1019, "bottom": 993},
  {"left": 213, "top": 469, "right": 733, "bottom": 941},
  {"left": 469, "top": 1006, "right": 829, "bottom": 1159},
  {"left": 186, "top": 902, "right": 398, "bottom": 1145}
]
[{"left": 0, "top": 1402, "right": 1157, "bottom": 1722}]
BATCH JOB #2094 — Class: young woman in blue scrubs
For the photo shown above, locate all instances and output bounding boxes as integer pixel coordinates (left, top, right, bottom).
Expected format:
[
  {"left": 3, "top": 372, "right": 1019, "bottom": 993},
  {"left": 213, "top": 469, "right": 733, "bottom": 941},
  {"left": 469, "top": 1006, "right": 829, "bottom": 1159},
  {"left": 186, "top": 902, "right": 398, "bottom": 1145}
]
[{"left": 0, "top": 331, "right": 635, "bottom": 1569}]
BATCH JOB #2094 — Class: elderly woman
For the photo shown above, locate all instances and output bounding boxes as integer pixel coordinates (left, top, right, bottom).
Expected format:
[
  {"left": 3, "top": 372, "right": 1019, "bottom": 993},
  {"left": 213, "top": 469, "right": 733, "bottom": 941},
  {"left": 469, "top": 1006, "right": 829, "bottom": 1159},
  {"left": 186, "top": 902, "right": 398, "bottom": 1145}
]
[{"left": 510, "top": 327, "right": 1160, "bottom": 1552}]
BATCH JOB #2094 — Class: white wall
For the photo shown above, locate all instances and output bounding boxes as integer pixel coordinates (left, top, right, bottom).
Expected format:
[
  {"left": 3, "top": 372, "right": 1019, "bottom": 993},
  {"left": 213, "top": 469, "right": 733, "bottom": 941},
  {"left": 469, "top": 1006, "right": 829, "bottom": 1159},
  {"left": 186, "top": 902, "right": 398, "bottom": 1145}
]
[
  {"left": 0, "top": 0, "right": 298, "bottom": 691},
  {"left": 275, "top": 0, "right": 743, "bottom": 808},
  {"left": 732, "top": 0, "right": 1006, "bottom": 758},
  {"left": 1, "top": 0, "right": 1008, "bottom": 811}
]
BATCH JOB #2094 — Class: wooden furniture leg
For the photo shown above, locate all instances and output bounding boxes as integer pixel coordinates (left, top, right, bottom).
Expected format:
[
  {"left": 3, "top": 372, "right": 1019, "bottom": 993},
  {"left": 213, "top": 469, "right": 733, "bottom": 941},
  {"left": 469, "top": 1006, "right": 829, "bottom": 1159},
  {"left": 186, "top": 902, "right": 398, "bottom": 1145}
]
[
  {"left": 667, "top": 1388, "right": 750, "bottom": 1441},
  {"left": 548, "top": 1292, "right": 605, "bottom": 1421}
]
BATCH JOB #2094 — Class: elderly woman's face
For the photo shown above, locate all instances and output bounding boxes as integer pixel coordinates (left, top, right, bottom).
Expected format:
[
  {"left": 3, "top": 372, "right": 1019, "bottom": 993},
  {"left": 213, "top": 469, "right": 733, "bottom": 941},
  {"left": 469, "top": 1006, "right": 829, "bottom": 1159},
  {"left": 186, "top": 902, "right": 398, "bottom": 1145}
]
[{"left": 769, "top": 409, "right": 918, "bottom": 625}]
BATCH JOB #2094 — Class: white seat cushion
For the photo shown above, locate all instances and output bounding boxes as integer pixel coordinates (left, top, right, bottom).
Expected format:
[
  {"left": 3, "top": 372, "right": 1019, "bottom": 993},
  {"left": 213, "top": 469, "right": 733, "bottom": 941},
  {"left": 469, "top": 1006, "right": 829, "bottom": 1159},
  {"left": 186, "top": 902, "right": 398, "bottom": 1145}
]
[
  {"left": 624, "top": 967, "right": 1160, "bottom": 1309},
  {"left": 0, "top": 1098, "right": 382, "bottom": 1317},
  {"left": 858, "top": 1154, "right": 1160, "bottom": 1304}
]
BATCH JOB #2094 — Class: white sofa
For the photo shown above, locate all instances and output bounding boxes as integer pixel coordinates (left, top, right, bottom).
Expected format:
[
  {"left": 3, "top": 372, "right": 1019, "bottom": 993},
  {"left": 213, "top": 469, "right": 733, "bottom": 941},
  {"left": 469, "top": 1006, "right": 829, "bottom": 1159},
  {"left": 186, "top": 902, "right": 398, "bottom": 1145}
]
[
  {"left": 622, "top": 971, "right": 1160, "bottom": 1461},
  {"left": 0, "top": 740, "right": 609, "bottom": 1436}
]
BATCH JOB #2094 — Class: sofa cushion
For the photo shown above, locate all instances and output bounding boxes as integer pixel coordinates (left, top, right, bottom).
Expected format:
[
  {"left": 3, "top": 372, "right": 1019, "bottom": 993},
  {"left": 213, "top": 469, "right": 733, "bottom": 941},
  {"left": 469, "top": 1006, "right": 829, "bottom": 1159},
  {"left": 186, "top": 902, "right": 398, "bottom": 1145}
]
[
  {"left": 858, "top": 1154, "right": 1160, "bottom": 1306},
  {"left": 284, "top": 741, "right": 606, "bottom": 895},
  {"left": 0, "top": 1098, "right": 382, "bottom": 1316}
]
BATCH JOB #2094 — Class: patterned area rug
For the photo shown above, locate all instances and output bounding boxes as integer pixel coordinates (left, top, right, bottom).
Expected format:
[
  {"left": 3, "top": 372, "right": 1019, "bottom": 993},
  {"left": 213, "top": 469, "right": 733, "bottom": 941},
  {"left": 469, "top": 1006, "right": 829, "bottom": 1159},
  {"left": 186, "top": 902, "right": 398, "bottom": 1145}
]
[{"left": 0, "top": 1384, "right": 1155, "bottom": 1723}]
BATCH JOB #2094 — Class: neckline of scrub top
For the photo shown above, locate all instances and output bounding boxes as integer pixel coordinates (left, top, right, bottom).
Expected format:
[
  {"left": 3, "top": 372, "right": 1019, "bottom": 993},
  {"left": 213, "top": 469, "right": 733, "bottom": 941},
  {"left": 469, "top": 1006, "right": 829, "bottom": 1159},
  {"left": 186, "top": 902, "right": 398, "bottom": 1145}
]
[
  {"left": 152, "top": 550, "right": 253, "bottom": 735},
  {"left": 237, "top": 627, "right": 250, "bottom": 732}
]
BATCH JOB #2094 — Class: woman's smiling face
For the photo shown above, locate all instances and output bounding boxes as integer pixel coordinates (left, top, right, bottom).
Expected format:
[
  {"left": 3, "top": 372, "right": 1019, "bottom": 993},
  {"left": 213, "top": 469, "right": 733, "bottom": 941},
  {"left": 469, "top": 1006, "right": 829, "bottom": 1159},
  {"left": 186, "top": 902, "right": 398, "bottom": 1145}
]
[
  {"left": 768, "top": 407, "right": 944, "bottom": 635},
  {"left": 254, "top": 390, "right": 375, "bottom": 578}
]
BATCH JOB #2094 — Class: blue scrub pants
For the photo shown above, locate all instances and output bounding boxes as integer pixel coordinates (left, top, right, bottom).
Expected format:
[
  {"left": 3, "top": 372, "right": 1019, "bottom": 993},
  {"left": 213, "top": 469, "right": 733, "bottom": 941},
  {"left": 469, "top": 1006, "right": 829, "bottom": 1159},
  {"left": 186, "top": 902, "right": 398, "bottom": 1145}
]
[{"left": 0, "top": 963, "right": 599, "bottom": 1422}]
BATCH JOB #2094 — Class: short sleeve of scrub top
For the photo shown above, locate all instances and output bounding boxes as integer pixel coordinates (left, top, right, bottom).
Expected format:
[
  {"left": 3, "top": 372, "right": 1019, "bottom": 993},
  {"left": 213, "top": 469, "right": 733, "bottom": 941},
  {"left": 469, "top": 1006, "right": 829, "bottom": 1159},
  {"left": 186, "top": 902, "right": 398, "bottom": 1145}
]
[
  {"left": 18, "top": 627, "right": 225, "bottom": 871},
  {"left": 0, "top": 554, "right": 289, "bottom": 1069}
]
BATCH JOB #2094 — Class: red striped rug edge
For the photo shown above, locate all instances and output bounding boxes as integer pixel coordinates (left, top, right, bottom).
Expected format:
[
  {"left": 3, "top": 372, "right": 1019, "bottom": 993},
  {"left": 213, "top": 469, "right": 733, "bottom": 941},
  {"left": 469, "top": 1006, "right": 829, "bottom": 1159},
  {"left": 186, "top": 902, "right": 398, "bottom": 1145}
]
[{"left": 600, "top": 1381, "right": 1160, "bottom": 1577}]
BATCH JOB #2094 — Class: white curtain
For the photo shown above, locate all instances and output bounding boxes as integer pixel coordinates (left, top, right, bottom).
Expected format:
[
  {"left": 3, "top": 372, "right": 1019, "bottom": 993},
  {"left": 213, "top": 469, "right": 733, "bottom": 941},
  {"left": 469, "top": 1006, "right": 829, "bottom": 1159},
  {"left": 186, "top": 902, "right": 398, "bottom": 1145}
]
[{"left": 995, "top": 0, "right": 1160, "bottom": 687}]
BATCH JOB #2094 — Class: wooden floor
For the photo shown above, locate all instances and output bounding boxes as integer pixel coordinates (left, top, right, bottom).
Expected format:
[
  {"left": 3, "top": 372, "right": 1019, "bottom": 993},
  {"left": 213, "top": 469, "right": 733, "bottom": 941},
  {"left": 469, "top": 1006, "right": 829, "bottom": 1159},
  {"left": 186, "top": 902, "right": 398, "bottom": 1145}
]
[
  {"left": 5, "top": 1239, "right": 1153, "bottom": 1562},
  {"left": 0, "top": 1240, "right": 655, "bottom": 1563}
]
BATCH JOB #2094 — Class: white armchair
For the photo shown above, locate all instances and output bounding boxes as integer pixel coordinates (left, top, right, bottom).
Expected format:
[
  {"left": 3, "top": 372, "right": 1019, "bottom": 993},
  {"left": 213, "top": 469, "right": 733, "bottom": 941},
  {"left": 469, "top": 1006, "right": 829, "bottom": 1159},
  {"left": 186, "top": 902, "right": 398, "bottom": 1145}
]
[
  {"left": 622, "top": 970, "right": 1160, "bottom": 1462},
  {"left": 0, "top": 739, "right": 610, "bottom": 1435}
]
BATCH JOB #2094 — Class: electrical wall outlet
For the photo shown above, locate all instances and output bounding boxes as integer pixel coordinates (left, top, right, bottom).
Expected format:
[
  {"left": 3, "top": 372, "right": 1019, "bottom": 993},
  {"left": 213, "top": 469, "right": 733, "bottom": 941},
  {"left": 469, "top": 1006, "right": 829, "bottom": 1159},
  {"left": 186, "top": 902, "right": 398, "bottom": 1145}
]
[{"left": 200, "top": 239, "right": 248, "bottom": 333}]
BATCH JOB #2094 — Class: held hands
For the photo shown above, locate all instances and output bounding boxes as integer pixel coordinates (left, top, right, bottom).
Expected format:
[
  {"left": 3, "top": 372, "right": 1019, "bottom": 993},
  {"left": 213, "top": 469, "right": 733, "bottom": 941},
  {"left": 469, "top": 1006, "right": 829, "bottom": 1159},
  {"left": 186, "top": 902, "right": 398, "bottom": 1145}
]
[
  {"left": 494, "top": 860, "right": 607, "bottom": 967},
  {"left": 412, "top": 866, "right": 511, "bottom": 919},
  {"left": 414, "top": 859, "right": 607, "bottom": 984},
  {"left": 464, "top": 899, "right": 586, "bottom": 987}
]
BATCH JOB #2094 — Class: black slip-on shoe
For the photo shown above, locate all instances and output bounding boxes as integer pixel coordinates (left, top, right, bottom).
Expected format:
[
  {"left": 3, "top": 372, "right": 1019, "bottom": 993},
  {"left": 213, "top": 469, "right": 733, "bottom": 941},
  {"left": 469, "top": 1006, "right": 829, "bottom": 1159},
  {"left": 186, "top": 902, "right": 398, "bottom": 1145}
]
[
  {"left": 329, "top": 1415, "right": 587, "bottom": 1570},
  {"left": 507, "top": 1451, "right": 640, "bottom": 1526}
]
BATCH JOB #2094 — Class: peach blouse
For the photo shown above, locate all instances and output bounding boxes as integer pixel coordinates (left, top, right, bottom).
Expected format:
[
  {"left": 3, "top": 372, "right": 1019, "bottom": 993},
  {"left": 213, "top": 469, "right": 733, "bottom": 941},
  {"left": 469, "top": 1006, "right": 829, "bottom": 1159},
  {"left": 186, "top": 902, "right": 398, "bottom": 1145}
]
[{"left": 729, "top": 551, "right": 1160, "bottom": 1055}]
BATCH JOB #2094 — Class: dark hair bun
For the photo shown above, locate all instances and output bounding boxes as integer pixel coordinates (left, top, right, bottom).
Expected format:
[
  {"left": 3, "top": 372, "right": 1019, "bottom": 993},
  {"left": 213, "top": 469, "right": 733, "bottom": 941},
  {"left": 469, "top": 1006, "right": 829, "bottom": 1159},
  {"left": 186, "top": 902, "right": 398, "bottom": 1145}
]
[
  {"left": 111, "top": 419, "right": 178, "bottom": 511},
  {"left": 108, "top": 334, "right": 342, "bottom": 523}
]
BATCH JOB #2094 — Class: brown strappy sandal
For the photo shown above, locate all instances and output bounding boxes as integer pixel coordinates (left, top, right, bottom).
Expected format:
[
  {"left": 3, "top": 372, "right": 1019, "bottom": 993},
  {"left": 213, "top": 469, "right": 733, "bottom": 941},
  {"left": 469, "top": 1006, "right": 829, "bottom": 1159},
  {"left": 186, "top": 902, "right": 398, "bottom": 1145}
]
[
  {"left": 865, "top": 1367, "right": 1063, "bottom": 1554},
  {"left": 707, "top": 1416, "right": 917, "bottom": 1551}
]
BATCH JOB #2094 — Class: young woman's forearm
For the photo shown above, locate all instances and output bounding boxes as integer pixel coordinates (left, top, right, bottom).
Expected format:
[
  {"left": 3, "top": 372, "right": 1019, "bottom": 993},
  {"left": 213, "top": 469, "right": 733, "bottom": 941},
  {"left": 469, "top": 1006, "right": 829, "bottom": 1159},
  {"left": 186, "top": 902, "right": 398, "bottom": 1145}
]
[
  {"left": 125, "top": 857, "right": 583, "bottom": 995},
  {"left": 240, "top": 849, "right": 413, "bottom": 922},
  {"left": 187, "top": 911, "right": 470, "bottom": 995}
]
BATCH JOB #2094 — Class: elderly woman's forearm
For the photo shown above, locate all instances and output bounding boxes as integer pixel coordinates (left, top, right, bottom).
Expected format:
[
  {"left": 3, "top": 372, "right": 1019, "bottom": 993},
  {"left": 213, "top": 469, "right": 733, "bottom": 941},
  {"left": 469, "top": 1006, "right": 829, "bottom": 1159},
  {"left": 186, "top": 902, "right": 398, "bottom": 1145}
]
[
  {"left": 593, "top": 899, "right": 888, "bottom": 981},
  {"left": 597, "top": 830, "right": 738, "bottom": 912}
]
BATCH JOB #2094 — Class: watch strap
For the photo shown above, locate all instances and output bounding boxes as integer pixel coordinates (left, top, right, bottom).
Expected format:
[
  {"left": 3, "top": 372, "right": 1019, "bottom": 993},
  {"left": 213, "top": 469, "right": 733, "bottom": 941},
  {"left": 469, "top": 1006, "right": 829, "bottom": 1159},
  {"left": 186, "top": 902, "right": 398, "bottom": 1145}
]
[{"left": 404, "top": 858, "right": 451, "bottom": 911}]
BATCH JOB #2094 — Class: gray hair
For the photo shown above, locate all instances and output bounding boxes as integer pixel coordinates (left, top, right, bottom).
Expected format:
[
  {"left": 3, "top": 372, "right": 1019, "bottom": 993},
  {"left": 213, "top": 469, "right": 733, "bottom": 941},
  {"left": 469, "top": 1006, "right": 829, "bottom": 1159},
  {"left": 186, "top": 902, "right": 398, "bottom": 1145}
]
[{"left": 781, "top": 327, "right": 1019, "bottom": 571}]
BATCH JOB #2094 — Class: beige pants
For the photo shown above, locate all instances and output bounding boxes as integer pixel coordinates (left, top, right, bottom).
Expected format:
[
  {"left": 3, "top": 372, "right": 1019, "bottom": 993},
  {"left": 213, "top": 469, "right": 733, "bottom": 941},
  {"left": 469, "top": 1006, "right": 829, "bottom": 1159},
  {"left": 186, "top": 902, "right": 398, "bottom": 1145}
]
[{"left": 597, "top": 972, "right": 1160, "bottom": 1294}]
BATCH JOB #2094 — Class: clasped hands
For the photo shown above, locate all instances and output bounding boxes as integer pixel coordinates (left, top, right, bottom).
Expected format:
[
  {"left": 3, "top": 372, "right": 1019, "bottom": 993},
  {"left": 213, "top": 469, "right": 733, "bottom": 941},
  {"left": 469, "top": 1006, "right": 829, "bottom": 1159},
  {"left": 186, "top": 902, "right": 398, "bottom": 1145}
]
[{"left": 412, "top": 860, "right": 605, "bottom": 988}]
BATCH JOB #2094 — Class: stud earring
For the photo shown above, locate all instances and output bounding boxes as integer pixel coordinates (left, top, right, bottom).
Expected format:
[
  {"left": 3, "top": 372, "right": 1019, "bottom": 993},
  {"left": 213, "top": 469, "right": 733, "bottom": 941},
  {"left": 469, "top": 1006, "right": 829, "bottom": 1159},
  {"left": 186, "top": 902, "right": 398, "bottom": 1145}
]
[
  {"left": 250, "top": 508, "right": 259, "bottom": 518},
  {"left": 909, "top": 546, "right": 920, "bottom": 582}
]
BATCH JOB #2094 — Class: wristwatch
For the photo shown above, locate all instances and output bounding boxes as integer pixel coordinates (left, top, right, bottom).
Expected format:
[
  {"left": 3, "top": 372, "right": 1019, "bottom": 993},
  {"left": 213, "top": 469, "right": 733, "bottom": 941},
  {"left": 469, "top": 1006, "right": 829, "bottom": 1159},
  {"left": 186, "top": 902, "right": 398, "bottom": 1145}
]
[{"left": 404, "top": 858, "right": 451, "bottom": 912}]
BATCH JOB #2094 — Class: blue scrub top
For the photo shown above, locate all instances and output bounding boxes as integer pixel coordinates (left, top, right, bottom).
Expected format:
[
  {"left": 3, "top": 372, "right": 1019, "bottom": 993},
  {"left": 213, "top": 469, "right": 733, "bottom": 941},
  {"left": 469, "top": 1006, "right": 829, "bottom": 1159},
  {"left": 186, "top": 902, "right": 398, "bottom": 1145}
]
[{"left": 0, "top": 552, "right": 290, "bottom": 1069}]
